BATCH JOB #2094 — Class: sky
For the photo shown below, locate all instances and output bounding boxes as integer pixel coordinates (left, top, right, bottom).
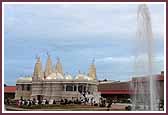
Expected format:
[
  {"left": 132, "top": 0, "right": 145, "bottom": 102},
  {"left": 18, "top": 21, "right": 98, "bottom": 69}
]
[{"left": 4, "top": 3, "right": 165, "bottom": 85}]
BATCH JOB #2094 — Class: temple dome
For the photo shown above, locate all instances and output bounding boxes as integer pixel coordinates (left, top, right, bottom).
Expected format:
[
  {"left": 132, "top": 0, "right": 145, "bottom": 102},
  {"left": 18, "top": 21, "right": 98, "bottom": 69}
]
[
  {"left": 85, "top": 75, "right": 94, "bottom": 81},
  {"left": 75, "top": 74, "right": 89, "bottom": 80},
  {"left": 17, "top": 76, "right": 32, "bottom": 82},
  {"left": 65, "top": 74, "right": 73, "bottom": 80},
  {"left": 87, "top": 77, "right": 94, "bottom": 80},
  {"left": 46, "top": 73, "right": 56, "bottom": 80},
  {"left": 46, "top": 72, "right": 64, "bottom": 80}
]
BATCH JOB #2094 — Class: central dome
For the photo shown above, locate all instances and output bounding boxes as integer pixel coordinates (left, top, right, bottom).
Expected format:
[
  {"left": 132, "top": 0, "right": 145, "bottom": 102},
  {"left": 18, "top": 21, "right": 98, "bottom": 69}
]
[
  {"left": 46, "top": 72, "right": 64, "bottom": 80},
  {"left": 75, "top": 74, "right": 89, "bottom": 80},
  {"left": 65, "top": 74, "right": 73, "bottom": 80}
]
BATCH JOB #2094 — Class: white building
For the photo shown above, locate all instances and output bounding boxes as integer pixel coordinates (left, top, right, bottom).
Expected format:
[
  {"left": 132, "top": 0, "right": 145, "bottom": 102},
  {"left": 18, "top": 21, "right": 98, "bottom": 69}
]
[{"left": 15, "top": 54, "right": 100, "bottom": 103}]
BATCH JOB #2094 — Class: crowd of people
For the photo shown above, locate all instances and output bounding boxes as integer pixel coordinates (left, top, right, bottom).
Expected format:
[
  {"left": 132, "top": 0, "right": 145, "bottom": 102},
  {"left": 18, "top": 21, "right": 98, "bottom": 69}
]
[
  {"left": 15, "top": 94, "right": 99, "bottom": 108},
  {"left": 15, "top": 98, "right": 98, "bottom": 107},
  {"left": 5, "top": 93, "right": 118, "bottom": 109}
]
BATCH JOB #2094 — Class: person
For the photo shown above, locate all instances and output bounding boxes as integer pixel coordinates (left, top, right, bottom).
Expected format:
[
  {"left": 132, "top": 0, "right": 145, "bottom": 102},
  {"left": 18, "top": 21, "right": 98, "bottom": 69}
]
[
  {"left": 28, "top": 100, "right": 32, "bottom": 106},
  {"left": 45, "top": 100, "right": 49, "bottom": 104},
  {"left": 7, "top": 98, "right": 10, "bottom": 105},
  {"left": 42, "top": 99, "right": 46, "bottom": 105},
  {"left": 20, "top": 96, "right": 23, "bottom": 101},
  {"left": 107, "top": 102, "right": 112, "bottom": 111},
  {"left": 64, "top": 99, "right": 68, "bottom": 104},
  {"left": 53, "top": 99, "right": 56, "bottom": 104},
  {"left": 35, "top": 100, "right": 38, "bottom": 105},
  {"left": 27, "top": 100, "right": 29, "bottom": 106},
  {"left": 84, "top": 97, "right": 87, "bottom": 104},
  {"left": 22, "top": 99, "right": 24, "bottom": 105},
  {"left": 16, "top": 100, "right": 20, "bottom": 107},
  {"left": 24, "top": 100, "right": 27, "bottom": 105},
  {"left": 38, "top": 99, "right": 42, "bottom": 104},
  {"left": 32, "top": 98, "right": 36, "bottom": 105},
  {"left": 18, "top": 99, "right": 22, "bottom": 106}
]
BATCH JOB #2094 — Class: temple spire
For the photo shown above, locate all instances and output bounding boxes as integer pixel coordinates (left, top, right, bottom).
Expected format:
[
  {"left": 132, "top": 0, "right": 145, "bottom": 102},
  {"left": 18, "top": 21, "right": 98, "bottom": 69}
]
[
  {"left": 88, "top": 58, "right": 96, "bottom": 80},
  {"left": 92, "top": 57, "right": 95, "bottom": 64},
  {"left": 45, "top": 52, "right": 52, "bottom": 77},
  {"left": 55, "top": 57, "right": 64, "bottom": 76},
  {"left": 33, "top": 56, "right": 43, "bottom": 80}
]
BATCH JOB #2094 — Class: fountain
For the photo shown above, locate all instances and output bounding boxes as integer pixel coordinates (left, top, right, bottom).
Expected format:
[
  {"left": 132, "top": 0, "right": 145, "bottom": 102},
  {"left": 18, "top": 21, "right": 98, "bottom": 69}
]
[{"left": 131, "top": 4, "right": 159, "bottom": 111}]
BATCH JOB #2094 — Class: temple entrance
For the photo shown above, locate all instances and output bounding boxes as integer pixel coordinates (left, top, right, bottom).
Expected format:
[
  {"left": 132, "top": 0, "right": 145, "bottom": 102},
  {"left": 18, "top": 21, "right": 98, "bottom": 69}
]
[
  {"left": 66, "top": 85, "right": 73, "bottom": 91},
  {"left": 78, "top": 85, "right": 83, "bottom": 93},
  {"left": 37, "top": 95, "right": 43, "bottom": 101}
]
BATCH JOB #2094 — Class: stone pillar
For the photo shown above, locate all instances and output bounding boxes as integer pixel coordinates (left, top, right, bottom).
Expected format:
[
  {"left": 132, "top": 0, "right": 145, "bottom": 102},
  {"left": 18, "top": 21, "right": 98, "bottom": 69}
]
[
  {"left": 72, "top": 85, "right": 74, "bottom": 91},
  {"left": 82, "top": 85, "right": 84, "bottom": 92},
  {"left": 76, "top": 84, "right": 78, "bottom": 92},
  {"left": 64, "top": 84, "right": 66, "bottom": 91},
  {"left": 86, "top": 84, "right": 88, "bottom": 92}
]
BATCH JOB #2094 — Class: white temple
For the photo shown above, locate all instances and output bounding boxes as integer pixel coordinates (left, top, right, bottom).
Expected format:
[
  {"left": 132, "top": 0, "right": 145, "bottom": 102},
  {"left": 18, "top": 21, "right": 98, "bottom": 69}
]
[{"left": 15, "top": 54, "right": 100, "bottom": 103}]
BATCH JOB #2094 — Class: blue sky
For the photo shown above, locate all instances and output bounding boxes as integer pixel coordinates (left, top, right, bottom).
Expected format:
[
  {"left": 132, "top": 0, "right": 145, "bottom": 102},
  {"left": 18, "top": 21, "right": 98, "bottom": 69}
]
[{"left": 4, "top": 3, "right": 164, "bottom": 85}]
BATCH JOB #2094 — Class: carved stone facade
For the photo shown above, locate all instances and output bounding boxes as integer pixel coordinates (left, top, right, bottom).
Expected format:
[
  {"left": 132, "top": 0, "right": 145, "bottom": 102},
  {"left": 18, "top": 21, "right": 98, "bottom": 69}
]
[
  {"left": 15, "top": 55, "right": 100, "bottom": 102},
  {"left": 30, "top": 80, "right": 98, "bottom": 101}
]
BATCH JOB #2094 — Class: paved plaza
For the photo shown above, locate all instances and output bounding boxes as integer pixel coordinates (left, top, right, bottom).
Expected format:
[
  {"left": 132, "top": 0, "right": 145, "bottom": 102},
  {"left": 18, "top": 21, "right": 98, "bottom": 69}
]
[{"left": 5, "top": 104, "right": 127, "bottom": 111}]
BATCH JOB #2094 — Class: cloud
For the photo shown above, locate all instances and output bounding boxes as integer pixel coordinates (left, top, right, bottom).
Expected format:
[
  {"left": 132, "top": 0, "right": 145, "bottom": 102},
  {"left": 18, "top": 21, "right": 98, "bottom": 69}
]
[
  {"left": 4, "top": 4, "right": 164, "bottom": 41},
  {"left": 96, "top": 54, "right": 164, "bottom": 64},
  {"left": 96, "top": 56, "right": 134, "bottom": 63}
]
